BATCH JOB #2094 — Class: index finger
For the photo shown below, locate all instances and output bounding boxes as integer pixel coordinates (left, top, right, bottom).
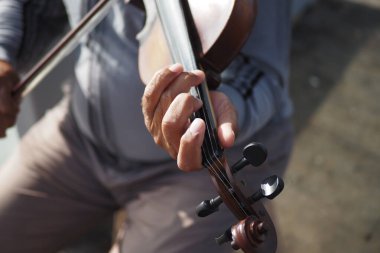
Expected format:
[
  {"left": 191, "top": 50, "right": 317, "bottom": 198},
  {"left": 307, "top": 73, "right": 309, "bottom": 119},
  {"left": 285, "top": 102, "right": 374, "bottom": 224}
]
[{"left": 142, "top": 64, "right": 183, "bottom": 119}]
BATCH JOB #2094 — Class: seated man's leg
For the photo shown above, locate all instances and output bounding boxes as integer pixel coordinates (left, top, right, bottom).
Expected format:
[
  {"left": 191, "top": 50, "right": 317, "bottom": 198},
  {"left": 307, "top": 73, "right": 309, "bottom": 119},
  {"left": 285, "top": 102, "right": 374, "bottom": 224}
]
[{"left": 0, "top": 100, "right": 118, "bottom": 253}]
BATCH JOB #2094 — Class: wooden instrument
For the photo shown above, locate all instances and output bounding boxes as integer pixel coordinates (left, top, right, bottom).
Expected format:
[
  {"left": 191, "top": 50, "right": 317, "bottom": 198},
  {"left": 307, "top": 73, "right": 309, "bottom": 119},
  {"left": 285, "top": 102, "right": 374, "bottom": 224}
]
[{"left": 139, "top": 1, "right": 284, "bottom": 252}]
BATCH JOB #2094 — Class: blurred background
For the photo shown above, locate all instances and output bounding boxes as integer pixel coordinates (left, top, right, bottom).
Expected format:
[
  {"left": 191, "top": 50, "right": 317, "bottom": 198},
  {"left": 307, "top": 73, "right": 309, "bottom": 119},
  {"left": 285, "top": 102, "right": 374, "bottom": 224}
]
[
  {"left": 277, "top": 0, "right": 380, "bottom": 252},
  {"left": 0, "top": 0, "right": 379, "bottom": 252}
]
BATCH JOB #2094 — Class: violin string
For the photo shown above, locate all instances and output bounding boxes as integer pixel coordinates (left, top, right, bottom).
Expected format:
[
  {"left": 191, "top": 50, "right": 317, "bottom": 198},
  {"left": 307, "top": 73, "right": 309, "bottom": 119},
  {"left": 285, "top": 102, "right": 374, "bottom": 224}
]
[
  {"left": 195, "top": 86, "right": 243, "bottom": 203},
  {"left": 194, "top": 85, "right": 228, "bottom": 182},
  {"left": 196, "top": 103, "right": 228, "bottom": 184},
  {"left": 196, "top": 87, "right": 235, "bottom": 184},
  {"left": 202, "top": 146, "right": 249, "bottom": 217},
  {"left": 204, "top": 117, "right": 250, "bottom": 216},
  {"left": 196, "top": 86, "right": 232, "bottom": 186},
  {"left": 194, "top": 86, "right": 249, "bottom": 217},
  {"left": 154, "top": 0, "right": 249, "bottom": 217},
  {"left": 205, "top": 152, "right": 250, "bottom": 217}
]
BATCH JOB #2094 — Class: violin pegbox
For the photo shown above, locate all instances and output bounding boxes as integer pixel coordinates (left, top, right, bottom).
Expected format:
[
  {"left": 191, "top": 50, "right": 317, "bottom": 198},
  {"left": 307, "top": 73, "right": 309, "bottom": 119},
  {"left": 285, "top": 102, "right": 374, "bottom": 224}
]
[
  {"left": 215, "top": 215, "right": 271, "bottom": 253},
  {"left": 231, "top": 142, "right": 284, "bottom": 203},
  {"left": 196, "top": 142, "right": 285, "bottom": 252},
  {"left": 196, "top": 142, "right": 270, "bottom": 217}
]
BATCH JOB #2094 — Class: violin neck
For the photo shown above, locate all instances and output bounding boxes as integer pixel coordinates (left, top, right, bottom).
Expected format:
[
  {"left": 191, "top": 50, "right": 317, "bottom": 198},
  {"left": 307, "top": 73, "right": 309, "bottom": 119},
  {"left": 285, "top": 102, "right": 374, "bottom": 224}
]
[{"left": 155, "top": 0, "right": 223, "bottom": 164}]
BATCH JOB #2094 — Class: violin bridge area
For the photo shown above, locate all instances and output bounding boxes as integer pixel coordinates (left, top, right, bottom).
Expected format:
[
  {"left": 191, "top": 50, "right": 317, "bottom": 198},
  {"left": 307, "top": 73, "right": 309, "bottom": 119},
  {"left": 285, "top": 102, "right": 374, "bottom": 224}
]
[{"left": 277, "top": 1, "right": 380, "bottom": 253}]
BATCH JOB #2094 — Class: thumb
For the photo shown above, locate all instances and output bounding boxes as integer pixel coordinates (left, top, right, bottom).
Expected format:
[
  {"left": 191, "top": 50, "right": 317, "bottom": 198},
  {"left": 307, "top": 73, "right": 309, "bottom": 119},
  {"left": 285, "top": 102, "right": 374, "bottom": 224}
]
[{"left": 209, "top": 91, "right": 238, "bottom": 148}]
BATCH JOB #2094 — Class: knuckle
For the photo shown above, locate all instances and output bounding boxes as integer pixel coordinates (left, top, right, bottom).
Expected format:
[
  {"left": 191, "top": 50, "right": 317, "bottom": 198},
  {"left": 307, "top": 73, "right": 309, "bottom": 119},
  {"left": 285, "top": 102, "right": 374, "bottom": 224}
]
[
  {"left": 180, "top": 133, "right": 193, "bottom": 146},
  {"left": 184, "top": 72, "right": 200, "bottom": 84},
  {"left": 160, "top": 90, "right": 172, "bottom": 104},
  {"left": 177, "top": 159, "right": 201, "bottom": 172},
  {"left": 141, "top": 100, "right": 151, "bottom": 118},
  {"left": 143, "top": 115, "right": 151, "bottom": 131},
  {"left": 161, "top": 113, "right": 176, "bottom": 132},
  {"left": 155, "top": 70, "right": 166, "bottom": 84},
  {"left": 150, "top": 122, "right": 164, "bottom": 147},
  {"left": 153, "top": 69, "right": 165, "bottom": 81},
  {"left": 157, "top": 93, "right": 173, "bottom": 114},
  {"left": 142, "top": 86, "right": 154, "bottom": 102},
  {"left": 153, "top": 134, "right": 163, "bottom": 146},
  {"left": 148, "top": 118, "right": 160, "bottom": 134},
  {"left": 177, "top": 160, "right": 192, "bottom": 172},
  {"left": 152, "top": 68, "right": 170, "bottom": 86},
  {"left": 179, "top": 93, "right": 194, "bottom": 105},
  {"left": 168, "top": 148, "right": 178, "bottom": 160},
  {"left": 222, "top": 98, "right": 233, "bottom": 111}
]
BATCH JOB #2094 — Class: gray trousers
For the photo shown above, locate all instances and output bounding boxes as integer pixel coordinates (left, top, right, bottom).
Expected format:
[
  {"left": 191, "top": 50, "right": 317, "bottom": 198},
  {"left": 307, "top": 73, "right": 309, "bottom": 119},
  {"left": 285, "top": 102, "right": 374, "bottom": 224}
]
[{"left": 0, "top": 97, "right": 293, "bottom": 253}]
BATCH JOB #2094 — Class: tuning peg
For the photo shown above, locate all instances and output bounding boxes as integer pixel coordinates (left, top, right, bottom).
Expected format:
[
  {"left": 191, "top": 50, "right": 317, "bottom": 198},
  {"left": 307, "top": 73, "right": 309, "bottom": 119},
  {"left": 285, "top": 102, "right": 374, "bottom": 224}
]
[
  {"left": 216, "top": 219, "right": 268, "bottom": 250},
  {"left": 215, "top": 227, "right": 232, "bottom": 245},
  {"left": 196, "top": 195, "right": 224, "bottom": 217},
  {"left": 231, "top": 142, "right": 268, "bottom": 174},
  {"left": 248, "top": 175, "right": 284, "bottom": 204}
]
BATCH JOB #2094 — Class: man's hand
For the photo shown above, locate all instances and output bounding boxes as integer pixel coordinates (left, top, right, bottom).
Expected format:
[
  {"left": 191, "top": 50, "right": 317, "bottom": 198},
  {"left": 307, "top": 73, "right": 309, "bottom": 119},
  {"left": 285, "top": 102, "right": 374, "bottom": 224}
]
[
  {"left": 142, "top": 64, "right": 237, "bottom": 172},
  {"left": 0, "top": 60, "right": 20, "bottom": 138}
]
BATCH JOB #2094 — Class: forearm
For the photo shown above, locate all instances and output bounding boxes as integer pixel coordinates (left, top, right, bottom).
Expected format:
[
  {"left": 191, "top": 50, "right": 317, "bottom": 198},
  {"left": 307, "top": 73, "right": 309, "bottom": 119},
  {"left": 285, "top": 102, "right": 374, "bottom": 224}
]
[{"left": 0, "top": 0, "right": 28, "bottom": 66}]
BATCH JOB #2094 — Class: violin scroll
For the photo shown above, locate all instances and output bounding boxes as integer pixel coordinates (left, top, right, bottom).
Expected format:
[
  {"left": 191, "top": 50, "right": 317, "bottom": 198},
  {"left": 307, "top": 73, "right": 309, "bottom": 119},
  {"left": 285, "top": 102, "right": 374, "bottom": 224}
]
[
  {"left": 196, "top": 142, "right": 285, "bottom": 252},
  {"left": 216, "top": 216, "right": 268, "bottom": 251}
]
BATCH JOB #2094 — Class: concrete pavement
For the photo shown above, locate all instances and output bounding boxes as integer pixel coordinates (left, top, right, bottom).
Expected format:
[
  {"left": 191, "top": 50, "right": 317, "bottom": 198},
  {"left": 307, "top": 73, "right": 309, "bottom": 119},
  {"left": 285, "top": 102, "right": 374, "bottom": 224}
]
[{"left": 276, "top": 1, "right": 380, "bottom": 252}]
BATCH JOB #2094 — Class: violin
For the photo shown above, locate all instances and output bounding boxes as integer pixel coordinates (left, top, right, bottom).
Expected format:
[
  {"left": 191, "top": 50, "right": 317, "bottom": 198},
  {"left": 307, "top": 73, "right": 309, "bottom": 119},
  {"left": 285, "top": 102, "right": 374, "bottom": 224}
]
[
  {"left": 12, "top": 0, "right": 285, "bottom": 252},
  {"left": 139, "top": 1, "right": 284, "bottom": 252}
]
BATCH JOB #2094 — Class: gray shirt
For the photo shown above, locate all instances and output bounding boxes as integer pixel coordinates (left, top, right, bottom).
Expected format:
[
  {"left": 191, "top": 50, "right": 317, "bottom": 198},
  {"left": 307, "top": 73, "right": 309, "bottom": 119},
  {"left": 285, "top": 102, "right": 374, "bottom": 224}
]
[{"left": 0, "top": 0, "right": 292, "bottom": 163}]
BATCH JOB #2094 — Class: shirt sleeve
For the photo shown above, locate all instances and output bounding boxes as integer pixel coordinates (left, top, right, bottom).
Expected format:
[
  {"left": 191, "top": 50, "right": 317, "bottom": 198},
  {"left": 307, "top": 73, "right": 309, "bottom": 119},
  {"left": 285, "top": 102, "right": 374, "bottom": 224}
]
[
  {"left": 218, "top": 55, "right": 291, "bottom": 145},
  {"left": 0, "top": 0, "right": 28, "bottom": 66}
]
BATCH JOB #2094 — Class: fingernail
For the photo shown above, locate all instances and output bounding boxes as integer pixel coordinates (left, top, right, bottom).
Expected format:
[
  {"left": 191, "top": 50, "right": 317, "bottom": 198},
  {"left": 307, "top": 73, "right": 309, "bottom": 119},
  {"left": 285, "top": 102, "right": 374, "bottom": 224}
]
[
  {"left": 195, "top": 98, "right": 203, "bottom": 109},
  {"left": 169, "top": 63, "right": 183, "bottom": 73},
  {"left": 220, "top": 123, "right": 235, "bottom": 146},
  {"left": 191, "top": 70, "right": 205, "bottom": 80},
  {"left": 189, "top": 118, "right": 203, "bottom": 136}
]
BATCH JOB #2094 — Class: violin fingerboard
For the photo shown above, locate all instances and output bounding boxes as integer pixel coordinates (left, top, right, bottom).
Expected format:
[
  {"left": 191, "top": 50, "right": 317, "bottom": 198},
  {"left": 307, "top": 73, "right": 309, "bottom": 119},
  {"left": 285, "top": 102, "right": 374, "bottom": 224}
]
[{"left": 155, "top": 0, "right": 223, "bottom": 164}]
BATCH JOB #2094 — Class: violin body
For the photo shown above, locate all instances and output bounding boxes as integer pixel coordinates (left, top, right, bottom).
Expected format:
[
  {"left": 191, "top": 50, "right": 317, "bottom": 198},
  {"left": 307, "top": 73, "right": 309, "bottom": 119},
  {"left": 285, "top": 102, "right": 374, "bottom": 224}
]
[{"left": 138, "top": 0, "right": 256, "bottom": 89}]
